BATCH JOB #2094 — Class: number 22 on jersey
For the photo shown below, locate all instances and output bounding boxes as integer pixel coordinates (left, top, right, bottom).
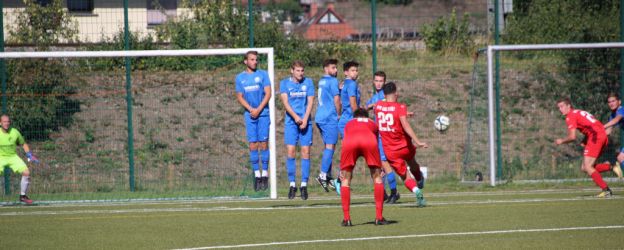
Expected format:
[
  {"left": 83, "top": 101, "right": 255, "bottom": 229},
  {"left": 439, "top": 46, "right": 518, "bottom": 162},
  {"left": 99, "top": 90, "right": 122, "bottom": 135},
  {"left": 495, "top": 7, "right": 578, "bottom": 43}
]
[{"left": 377, "top": 112, "right": 394, "bottom": 132}]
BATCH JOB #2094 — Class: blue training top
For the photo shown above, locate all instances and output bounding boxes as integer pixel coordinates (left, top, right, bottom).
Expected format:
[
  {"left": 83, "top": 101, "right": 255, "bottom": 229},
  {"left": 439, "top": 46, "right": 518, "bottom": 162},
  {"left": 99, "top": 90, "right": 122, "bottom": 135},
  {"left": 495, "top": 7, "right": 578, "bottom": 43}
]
[
  {"left": 315, "top": 75, "right": 340, "bottom": 124},
  {"left": 280, "top": 77, "right": 315, "bottom": 125},
  {"left": 609, "top": 106, "right": 624, "bottom": 129},
  {"left": 235, "top": 69, "right": 271, "bottom": 116},
  {"left": 340, "top": 79, "right": 361, "bottom": 120}
]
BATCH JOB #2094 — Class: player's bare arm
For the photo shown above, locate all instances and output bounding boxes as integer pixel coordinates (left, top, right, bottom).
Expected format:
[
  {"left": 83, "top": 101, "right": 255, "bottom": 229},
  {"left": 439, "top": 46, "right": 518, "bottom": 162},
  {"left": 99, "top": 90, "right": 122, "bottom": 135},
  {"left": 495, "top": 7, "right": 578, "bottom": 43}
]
[
  {"left": 349, "top": 96, "right": 358, "bottom": 113},
  {"left": 399, "top": 115, "right": 428, "bottom": 148},
  {"left": 555, "top": 129, "right": 577, "bottom": 145},
  {"left": 252, "top": 86, "right": 271, "bottom": 118},
  {"left": 301, "top": 95, "right": 315, "bottom": 129},
  {"left": 280, "top": 93, "right": 302, "bottom": 124},
  {"left": 604, "top": 115, "right": 622, "bottom": 130},
  {"left": 236, "top": 92, "right": 256, "bottom": 115},
  {"left": 334, "top": 95, "right": 342, "bottom": 118}
]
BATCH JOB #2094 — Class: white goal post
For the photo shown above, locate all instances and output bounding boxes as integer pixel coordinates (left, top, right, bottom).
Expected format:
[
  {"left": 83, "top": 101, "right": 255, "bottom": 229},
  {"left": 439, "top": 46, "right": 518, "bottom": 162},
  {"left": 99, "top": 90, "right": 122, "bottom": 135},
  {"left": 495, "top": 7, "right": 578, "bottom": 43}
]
[
  {"left": 487, "top": 42, "right": 624, "bottom": 186},
  {"left": 0, "top": 48, "right": 278, "bottom": 199}
]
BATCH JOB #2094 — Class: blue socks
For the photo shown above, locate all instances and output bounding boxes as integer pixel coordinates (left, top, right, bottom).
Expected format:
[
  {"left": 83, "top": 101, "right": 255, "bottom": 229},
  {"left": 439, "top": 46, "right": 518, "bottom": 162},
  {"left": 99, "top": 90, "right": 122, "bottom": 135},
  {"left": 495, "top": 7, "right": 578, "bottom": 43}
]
[
  {"left": 321, "top": 148, "right": 334, "bottom": 176},
  {"left": 260, "top": 149, "right": 269, "bottom": 172},
  {"left": 249, "top": 150, "right": 259, "bottom": 172},
  {"left": 287, "top": 157, "right": 296, "bottom": 183},
  {"left": 301, "top": 158, "right": 310, "bottom": 183},
  {"left": 386, "top": 172, "right": 397, "bottom": 190}
]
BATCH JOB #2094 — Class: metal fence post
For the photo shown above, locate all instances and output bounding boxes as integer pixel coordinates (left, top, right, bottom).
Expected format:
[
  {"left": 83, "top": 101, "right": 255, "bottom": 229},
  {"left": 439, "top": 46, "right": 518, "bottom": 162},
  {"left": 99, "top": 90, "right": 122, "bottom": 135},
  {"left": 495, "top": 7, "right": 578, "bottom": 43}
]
[{"left": 123, "top": 0, "right": 135, "bottom": 192}]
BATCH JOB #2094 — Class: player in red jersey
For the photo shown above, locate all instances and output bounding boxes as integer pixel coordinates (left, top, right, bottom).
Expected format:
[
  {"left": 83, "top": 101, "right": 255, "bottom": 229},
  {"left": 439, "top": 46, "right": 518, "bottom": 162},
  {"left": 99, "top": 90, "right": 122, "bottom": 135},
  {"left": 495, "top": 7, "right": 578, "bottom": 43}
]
[
  {"left": 555, "top": 98, "right": 613, "bottom": 197},
  {"left": 339, "top": 108, "right": 387, "bottom": 226},
  {"left": 374, "top": 82, "right": 428, "bottom": 207}
]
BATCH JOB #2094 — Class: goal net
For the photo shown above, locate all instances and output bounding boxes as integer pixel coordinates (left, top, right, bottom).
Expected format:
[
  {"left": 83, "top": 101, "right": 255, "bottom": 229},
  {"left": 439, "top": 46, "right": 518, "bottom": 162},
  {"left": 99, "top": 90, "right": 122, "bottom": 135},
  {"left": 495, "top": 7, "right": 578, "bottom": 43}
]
[
  {"left": 0, "top": 48, "right": 277, "bottom": 203},
  {"left": 465, "top": 43, "right": 624, "bottom": 185}
]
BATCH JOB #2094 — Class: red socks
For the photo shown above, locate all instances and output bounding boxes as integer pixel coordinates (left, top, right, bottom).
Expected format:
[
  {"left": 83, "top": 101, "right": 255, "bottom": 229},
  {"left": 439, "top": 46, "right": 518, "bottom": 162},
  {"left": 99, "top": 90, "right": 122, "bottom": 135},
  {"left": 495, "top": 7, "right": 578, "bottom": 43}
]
[
  {"left": 374, "top": 183, "right": 384, "bottom": 220},
  {"left": 341, "top": 186, "right": 351, "bottom": 221},
  {"left": 595, "top": 163, "right": 611, "bottom": 173},
  {"left": 405, "top": 178, "right": 416, "bottom": 192},
  {"left": 591, "top": 171, "right": 608, "bottom": 190}
]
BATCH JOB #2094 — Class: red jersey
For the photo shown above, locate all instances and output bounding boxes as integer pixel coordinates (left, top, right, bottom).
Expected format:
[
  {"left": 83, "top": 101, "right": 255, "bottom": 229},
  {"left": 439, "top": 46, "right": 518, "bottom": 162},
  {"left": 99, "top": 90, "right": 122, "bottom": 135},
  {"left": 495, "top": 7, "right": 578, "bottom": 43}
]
[
  {"left": 374, "top": 100, "right": 412, "bottom": 151},
  {"left": 341, "top": 117, "right": 381, "bottom": 169},
  {"left": 565, "top": 109, "right": 606, "bottom": 138},
  {"left": 343, "top": 117, "right": 378, "bottom": 143}
]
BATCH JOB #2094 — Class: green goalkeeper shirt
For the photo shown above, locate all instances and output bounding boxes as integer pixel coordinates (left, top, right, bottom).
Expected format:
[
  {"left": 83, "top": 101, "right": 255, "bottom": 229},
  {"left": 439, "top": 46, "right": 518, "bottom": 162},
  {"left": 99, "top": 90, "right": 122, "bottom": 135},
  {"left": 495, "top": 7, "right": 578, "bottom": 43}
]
[{"left": 0, "top": 128, "right": 25, "bottom": 157}]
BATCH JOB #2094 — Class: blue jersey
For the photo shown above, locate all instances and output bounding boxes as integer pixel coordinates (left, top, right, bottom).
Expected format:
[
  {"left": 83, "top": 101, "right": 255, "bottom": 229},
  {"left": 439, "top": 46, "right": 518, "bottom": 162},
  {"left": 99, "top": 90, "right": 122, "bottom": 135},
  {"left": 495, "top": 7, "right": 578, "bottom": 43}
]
[
  {"left": 609, "top": 106, "right": 624, "bottom": 129},
  {"left": 366, "top": 89, "right": 385, "bottom": 114},
  {"left": 315, "top": 75, "right": 340, "bottom": 124},
  {"left": 280, "top": 77, "right": 315, "bottom": 125},
  {"left": 340, "top": 79, "right": 361, "bottom": 120},
  {"left": 235, "top": 70, "right": 271, "bottom": 116}
]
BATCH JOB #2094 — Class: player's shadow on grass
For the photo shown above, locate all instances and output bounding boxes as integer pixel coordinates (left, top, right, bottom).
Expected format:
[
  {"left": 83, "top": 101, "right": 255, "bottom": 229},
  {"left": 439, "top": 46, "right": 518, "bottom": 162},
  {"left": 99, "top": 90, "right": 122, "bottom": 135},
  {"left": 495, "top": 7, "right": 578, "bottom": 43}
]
[{"left": 360, "top": 219, "right": 399, "bottom": 225}]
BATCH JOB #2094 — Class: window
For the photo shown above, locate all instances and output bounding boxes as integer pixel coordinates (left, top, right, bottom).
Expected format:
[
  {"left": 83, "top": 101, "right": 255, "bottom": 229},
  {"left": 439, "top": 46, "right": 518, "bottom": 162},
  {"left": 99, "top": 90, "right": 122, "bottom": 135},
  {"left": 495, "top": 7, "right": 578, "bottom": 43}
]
[
  {"left": 67, "top": 0, "right": 94, "bottom": 12},
  {"left": 35, "top": 0, "right": 52, "bottom": 6},
  {"left": 147, "top": 0, "right": 178, "bottom": 26},
  {"left": 317, "top": 12, "right": 340, "bottom": 24}
]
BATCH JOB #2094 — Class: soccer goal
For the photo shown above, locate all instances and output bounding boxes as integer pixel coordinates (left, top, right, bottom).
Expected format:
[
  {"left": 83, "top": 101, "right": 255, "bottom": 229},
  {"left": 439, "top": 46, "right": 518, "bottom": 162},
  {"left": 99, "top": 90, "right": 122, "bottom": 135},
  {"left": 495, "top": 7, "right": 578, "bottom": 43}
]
[
  {"left": 0, "top": 48, "right": 279, "bottom": 202},
  {"left": 464, "top": 42, "right": 624, "bottom": 186}
]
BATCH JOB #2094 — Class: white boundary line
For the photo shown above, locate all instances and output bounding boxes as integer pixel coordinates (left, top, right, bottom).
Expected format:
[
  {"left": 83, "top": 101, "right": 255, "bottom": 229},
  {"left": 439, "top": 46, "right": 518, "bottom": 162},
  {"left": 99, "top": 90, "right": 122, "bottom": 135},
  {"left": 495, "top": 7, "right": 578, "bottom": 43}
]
[
  {"left": 1, "top": 195, "right": 621, "bottom": 216},
  {"left": 174, "top": 225, "right": 624, "bottom": 249}
]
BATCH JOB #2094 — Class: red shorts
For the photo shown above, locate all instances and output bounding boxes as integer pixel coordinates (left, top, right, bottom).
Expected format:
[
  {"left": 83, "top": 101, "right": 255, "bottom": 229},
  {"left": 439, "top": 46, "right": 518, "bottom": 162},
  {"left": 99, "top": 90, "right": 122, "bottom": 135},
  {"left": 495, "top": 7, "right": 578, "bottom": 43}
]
[
  {"left": 584, "top": 135, "right": 607, "bottom": 158},
  {"left": 340, "top": 139, "right": 381, "bottom": 171},
  {"left": 384, "top": 144, "right": 416, "bottom": 176}
]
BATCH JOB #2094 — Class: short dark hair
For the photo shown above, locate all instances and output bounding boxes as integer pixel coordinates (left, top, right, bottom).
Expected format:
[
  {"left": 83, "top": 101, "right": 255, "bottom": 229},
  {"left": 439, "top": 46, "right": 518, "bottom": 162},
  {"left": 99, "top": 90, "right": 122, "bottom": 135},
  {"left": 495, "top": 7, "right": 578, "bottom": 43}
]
[
  {"left": 343, "top": 61, "right": 359, "bottom": 72},
  {"left": 383, "top": 82, "right": 397, "bottom": 95},
  {"left": 557, "top": 97, "right": 571, "bottom": 106},
  {"left": 353, "top": 108, "right": 369, "bottom": 118},
  {"left": 244, "top": 50, "right": 258, "bottom": 60},
  {"left": 607, "top": 92, "right": 620, "bottom": 101},
  {"left": 373, "top": 71, "right": 386, "bottom": 81},
  {"left": 323, "top": 59, "right": 338, "bottom": 68}
]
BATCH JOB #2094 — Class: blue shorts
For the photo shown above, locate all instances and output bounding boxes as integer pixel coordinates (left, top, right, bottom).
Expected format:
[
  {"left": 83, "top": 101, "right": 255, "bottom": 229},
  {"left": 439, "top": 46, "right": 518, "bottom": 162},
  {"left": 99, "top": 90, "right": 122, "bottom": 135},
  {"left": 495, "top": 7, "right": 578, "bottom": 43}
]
[
  {"left": 377, "top": 136, "right": 387, "bottom": 161},
  {"left": 284, "top": 122, "right": 313, "bottom": 146},
  {"left": 316, "top": 123, "right": 338, "bottom": 145},
  {"left": 244, "top": 113, "right": 270, "bottom": 143},
  {"left": 338, "top": 117, "right": 350, "bottom": 138}
]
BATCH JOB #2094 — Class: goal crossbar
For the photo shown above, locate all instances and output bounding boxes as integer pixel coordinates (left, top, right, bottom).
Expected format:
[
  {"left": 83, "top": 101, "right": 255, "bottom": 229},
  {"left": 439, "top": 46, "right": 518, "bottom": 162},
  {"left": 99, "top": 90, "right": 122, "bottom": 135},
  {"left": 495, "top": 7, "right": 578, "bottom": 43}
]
[
  {"left": 487, "top": 42, "right": 624, "bottom": 186},
  {"left": 0, "top": 48, "right": 279, "bottom": 199}
]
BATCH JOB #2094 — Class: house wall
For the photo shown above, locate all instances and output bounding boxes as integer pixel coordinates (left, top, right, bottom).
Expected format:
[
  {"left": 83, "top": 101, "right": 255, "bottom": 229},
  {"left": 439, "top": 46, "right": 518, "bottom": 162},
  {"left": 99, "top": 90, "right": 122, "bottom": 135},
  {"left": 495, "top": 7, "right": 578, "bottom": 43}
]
[{"left": 2, "top": 0, "right": 190, "bottom": 43}]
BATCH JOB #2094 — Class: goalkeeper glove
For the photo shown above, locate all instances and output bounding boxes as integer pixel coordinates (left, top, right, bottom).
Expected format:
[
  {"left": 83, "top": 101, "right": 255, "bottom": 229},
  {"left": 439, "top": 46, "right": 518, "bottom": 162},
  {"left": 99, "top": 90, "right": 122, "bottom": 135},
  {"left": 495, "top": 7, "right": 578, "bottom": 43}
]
[{"left": 26, "top": 152, "right": 39, "bottom": 164}]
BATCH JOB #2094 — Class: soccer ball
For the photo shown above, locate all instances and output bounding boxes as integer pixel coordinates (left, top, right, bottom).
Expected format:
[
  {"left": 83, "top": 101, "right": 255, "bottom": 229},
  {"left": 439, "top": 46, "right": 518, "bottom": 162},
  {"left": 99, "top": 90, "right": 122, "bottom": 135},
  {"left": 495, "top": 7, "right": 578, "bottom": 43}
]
[{"left": 434, "top": 115, "right": 450, "bottom": 131}]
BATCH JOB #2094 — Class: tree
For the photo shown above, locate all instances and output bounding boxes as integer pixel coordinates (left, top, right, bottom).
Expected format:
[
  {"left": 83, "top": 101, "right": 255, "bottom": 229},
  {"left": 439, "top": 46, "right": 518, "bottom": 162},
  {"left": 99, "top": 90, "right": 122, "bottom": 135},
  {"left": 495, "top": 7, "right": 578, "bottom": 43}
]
[{"left": 5, "top": 0, "right": 80, "bottom": 140}]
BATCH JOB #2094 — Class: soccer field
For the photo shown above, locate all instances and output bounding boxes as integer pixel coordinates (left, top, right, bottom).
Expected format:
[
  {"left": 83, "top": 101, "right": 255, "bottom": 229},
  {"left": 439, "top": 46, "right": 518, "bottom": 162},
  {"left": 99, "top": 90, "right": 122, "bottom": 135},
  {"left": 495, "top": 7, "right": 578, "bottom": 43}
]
[{"left": 1, "top": 188, "right": 624, "bottom": 249}]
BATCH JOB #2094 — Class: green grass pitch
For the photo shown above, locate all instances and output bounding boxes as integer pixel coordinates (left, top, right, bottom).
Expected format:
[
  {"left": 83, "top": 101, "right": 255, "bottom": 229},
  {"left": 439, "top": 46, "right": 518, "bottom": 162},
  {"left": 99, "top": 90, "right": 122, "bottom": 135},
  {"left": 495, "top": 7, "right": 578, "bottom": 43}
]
[{"left": 1, "top": 188, "right": 624, "bottom": 249}]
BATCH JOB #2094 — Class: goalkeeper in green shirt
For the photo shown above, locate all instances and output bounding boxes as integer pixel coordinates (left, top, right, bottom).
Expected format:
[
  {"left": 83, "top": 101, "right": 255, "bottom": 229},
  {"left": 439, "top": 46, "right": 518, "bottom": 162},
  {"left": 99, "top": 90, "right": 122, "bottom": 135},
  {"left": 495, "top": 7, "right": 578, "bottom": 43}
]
[{"left": 0, "top": 115, "right": 39, "bottom": 204}]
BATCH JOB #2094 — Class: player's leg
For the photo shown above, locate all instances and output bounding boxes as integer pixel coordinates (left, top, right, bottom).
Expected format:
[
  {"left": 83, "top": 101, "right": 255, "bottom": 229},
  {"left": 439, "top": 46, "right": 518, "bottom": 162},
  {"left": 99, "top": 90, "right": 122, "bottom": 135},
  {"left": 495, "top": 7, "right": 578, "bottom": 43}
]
[
  {"left": 299, "top": 125, "right": 313, "bottom": 200},
  {"left": 339, "top": 142, "right": 357, "bottom": 226},
  {"left": 340, "top": 169, "right": 353, "bottom": 226},
  {"left": 363, "top": 142, "right": 387, "bottom": 225},
  {"left": 285, "top": 124, "right": 298, "bottom": 199},
  {"left": 382, "top": 161, "right": 400, "bottom": 203},
  {"left": 583, "top": 137, "right": 612, "bottom": 197},
  {"left": 614, "top": 151, "right": 624, "bottom": 179},
  {"left": 245, "top": 114, "right": 262, "bottom": 191},
  {"left": 406, "top": 158, "right": 426, "bottom": 207},
  {"left": 406, "top": 157, "right": 425, "bottom": 189},
  {"left": 9, "top": 156, "right": 32, "bottom": 204},
  {"left": 258, "top": 115, "right": 271, "bottom": 190},
  {"left": 316, "top": 123, "right": 338, "bottom": 192}
]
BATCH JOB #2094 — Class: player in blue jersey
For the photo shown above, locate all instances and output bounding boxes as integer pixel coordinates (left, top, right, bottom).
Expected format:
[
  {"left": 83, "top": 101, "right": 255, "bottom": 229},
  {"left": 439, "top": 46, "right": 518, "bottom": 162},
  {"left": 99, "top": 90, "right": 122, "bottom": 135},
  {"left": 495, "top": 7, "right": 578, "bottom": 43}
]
[
  {"left": 338, "top": 61, "right": 361, "bottom": 138},
  {"left": 280, "top": 60, "right": 316, "bottom": 200},
  {"left": 365, "top": 71, "right": 400, "bottom": 203},
  {"left": 314, "top": 59, "right": 342, "bottom": 192},
  {"left": 235, "top": 51, "right": 272, "bottom": 192},
  {"left": 602, "top": 92, "right": 624, "bottom": 179}
]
